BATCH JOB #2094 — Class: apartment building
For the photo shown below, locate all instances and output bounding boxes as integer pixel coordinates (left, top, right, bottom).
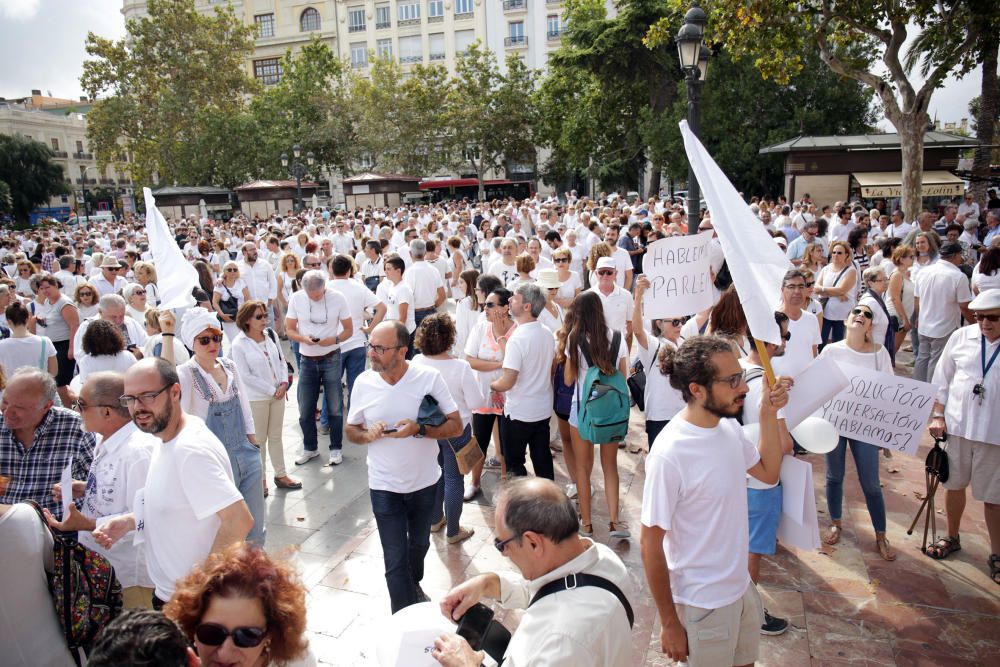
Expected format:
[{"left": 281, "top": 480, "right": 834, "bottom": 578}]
[{"left": 0, "top": 91, "right": 134, "bottom": 215}]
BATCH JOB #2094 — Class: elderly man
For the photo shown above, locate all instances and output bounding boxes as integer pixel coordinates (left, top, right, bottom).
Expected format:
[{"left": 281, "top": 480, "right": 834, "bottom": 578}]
[
  {"left": 239, "top": 241, "right": 277, "bottom": 311},
  {"left": 488, "top": 238, "right": 520, "bottom": 288},
  {"left": 786, "top": 220, "right": 822, "bottom": 266},
  {"left": 490, "top": 284, "right": 555, "bottom": 480},
  {"left": 285, "top": 269, "right": 353, "bottom": 466},
  {"left": 588, "top": 256, "right": 632, "bottom": 336},
  {"left": 93, "top": 358, "right": 253, "bottom": 609},
  {"left": 44, "top": 371, "right": 156, "bottom": 608},
  {"left": 431, "top": 478, "right": 634, "bottom": 666},
  {"left": 0, "top": 368, "right": 95, "bottom": 516},
  {"left": 913, "top": 242, "right": 974, "bottom": 382},
  {"left": 404, "top": 239, "right": 446, "bottom": 338},
  {"left": 74, "top": 294, "right": 147, "bottom": 360},
  {"left": 926, "top": 290, "right": 1000, "bottom": 584},
  {"left": 346, "top": 321, "right": 462, "bottom": 612},
  {"left": 92, "top": 255, "right": 128, "bottom": 297}
]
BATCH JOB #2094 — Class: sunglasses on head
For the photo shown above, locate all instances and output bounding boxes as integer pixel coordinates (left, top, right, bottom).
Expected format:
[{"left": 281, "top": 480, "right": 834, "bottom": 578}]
[
  {"left": 851, "top": 308, "right": 874, "bottom": 320},
  {"left": 194, "top": 622, "right": 267, "bottom": 648},
  {"left": 196, "top": 334, "right": 224, "bottom": 345},
  {"left": 974, "top": 312, "right": 1000, "bottom": 323}
]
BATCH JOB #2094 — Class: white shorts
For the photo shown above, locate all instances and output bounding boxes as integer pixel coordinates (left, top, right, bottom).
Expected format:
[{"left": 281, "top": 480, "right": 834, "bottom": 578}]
[{"left": 942, "top": 435, "right": 1000, "bottom": 504}]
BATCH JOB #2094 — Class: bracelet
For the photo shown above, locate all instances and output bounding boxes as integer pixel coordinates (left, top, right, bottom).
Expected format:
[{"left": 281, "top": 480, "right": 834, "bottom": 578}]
[
  {"left": 162, "top": 333, "right": 174, "bottom": 337},
  {"left": 931, "top": 413, "right": 945, "bottom": 419}
]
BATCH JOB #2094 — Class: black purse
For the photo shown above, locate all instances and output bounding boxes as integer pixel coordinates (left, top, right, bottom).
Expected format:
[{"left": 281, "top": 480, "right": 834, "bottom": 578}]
[
  {"left": 627, "top": 341, "right": 660, "bottom": 412},
  {"left": 218, "top": 284, "right": 239, "bottom": 317},
  {"left": 417, "top": 394, "right": 447, "bottom": 426}
]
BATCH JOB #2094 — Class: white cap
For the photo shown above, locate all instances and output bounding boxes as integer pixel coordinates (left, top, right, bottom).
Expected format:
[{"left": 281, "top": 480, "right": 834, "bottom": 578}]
[{"left": 596, "top": 256, "right": 616, "bottom": 271}]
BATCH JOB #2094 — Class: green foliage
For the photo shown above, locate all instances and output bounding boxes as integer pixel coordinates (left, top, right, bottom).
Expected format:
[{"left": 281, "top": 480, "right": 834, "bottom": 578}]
[
  {"left": 81, "top": 0, "right": 257, "bottom": 186},
  {"left": 0, "top": 180, "right": 10, "bottom": 213},
  {"left": 0, "top": 135, "right": 70, "bottom": 223}
]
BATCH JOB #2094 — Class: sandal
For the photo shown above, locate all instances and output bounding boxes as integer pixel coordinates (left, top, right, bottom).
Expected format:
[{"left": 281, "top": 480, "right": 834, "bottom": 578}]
[
  {"left": 925, "top": 535, "right": 961, "bottom": 560},
  {"left": 823, "top": 524, "right": 842, "bottom": 546},
  {"left": 876, "top": 535, "right": 897, "bottom": 561},
  {"left": 989, "top": 554, "right": 1000, "bottom": 585}
]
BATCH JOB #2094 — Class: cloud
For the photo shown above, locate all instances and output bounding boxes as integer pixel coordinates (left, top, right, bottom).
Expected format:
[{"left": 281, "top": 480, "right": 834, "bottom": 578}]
[{"left": 0, "top": 0, "right": 41, "bottom": 21}]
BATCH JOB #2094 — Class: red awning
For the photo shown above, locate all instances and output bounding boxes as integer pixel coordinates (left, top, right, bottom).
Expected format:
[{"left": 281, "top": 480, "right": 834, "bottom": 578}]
[{"left": 418, "top": 178, "right": 516, "bottom": 190}]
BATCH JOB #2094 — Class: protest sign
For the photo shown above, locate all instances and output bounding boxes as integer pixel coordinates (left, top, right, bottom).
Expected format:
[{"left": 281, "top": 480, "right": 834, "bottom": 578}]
[
  {"left": 641, "top": 232, "right": 714, "bottom": 319},
  {"left": 819, "top": 363, "right": 935, "bottom": 456},
  {"left": 776, "top": 456, "right": 821, "bottom": 551},
  {"left": 783, "top": 355, "right": 850, "bottom": 429}
]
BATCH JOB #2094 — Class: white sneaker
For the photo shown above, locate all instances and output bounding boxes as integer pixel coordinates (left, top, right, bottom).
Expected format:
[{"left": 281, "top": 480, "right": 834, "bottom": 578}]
[
  {"left": 463, "top": 484, "right": 480, "bottom": 501},
  {"left": 295, "top": 451, "right": 319, "bottom": 465},
  {"left": 327, "top": 450, "right": 343, "bottom": 466},
  {"left": 566, "top": 484, "right": 578, "bottom": 499}
]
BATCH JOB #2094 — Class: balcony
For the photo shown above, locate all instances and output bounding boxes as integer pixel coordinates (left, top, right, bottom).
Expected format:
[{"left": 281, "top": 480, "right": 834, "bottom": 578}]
[
  {"left": 398, "top": 18, "right": 421, "bottom": 27},
  {"left": 76, "top": 178, "right": 97, "bottom": 185},
  {"left": 503, "top": 0, "right": 526, "bottom": 10},
  {"left": 429, "top": 52, "right": 446, "bottom": 61},
  {"left": 399, "top": 54, "right": 424, "bottom": 63},
  {"left": 376, "top": 21, "right": 391, "bottom": 29},
  {"left": 504, "top": 35, "right": 528, "bottom": 48},
  {"left": 546, "top": 0, "right": 561, "bottom": 4},
  {"left": 99, "top": 178, "right": 116, "bottom": 185},
  {"left": 428, "top": 14, "right": 443, "bottom": 23},
  {"left": 455, "top": 10, "right": 474, "bottom": 20},
  {"left": 348, "top": 24, "right": 366, "bottom": 33},
  {"left": 52, "top": 150, "right": 68, "bottom": 158},
  {"left": 547, "top": 29, "right": 563, "bottom": 41},
  {"left": 73, "top": 152, "right": 94, "bottom": 160}
]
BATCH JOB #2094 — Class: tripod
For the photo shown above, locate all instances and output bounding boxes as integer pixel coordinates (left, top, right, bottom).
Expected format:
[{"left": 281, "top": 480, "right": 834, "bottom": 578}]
[{"left": 906, "top": 436, "right": 949, "bottom": 552}]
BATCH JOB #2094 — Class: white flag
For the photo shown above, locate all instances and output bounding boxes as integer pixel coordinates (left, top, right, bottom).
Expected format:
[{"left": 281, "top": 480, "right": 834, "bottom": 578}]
[
  {"left": 143, "top": 187, "right": 197, "bottom": 311},
  {"left": 679, "top": 120, "right": 791, "bottom": 345}
]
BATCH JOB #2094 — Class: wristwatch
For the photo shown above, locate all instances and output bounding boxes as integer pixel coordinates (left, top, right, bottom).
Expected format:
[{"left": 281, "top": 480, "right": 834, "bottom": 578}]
[{"left": 415, "top": 423, "right": 426, "bottom": 438}]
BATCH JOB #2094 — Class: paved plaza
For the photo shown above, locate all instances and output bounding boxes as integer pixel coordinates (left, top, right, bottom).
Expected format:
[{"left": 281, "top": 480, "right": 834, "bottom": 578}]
[{"left": 260, "top": 347, "right": 1000, "bottom": 666}]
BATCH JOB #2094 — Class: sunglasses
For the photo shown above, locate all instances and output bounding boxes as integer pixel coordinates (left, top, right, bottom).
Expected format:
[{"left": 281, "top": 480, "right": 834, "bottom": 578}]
[
  {"left": 596, "top": 269, "right": 615, "bottom": 276},
  {"left": 804, "top": 282, "right": 814, "bottom": 287},
  {"left": 974, "top": 313, "right": 1000, "bottom": 323},
  {"left": 553, "top": 258, "right": 570, "bottom": 263},
  {"left": 196, "top": 334, "right": 224, "bottom": 345},
  {"left": 194, "top": 622, "right": 267, "bottom": 649},
  {"left": 253, "top": 313, "right": 267, "bottom": 320},
  {"left": 133, "top": 289, "right": 146, "bottom": 295},
  {"left": 659, "top": 318, "right": 683, "bottom": 327},
  {"left": 484, "top": 302, "right": 503, "bottom": 309},
  {"left": 494, "top": 533, "right": 522, "bottom": 553},
  {"left": 851, "top": 308, "right": 874, "bottom": 320},
  {"left": 225, "top": 268, "right": 239, "bottom": 273},
  {"left": 830, "top": 250, "right": 846, "bottom": 255}
]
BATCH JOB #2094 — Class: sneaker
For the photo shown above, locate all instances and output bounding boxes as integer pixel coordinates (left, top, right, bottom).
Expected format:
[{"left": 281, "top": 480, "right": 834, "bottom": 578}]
[
  {"left": 295, "top": 451, "right": 319, "bottom": 465},
  {"left": 415, "top": 585, "right": 430, "bottom": 603},
  {"left": 566, "top": 483, "right": 578, "bottom": 499},
  {"left": 760, "top": 609, "right": 789, "bottom": 636},
  {"left": 318, "top": 424, "right": 331, "bottom": 435},
  {"left": 484, "top": 456, "right": 501, "bottom": 469},
  {"left": 609, "top": 521, "right": 631, "bottom": 539},
  {"left": 430, "top": 517, "right": 447, "bottom": 533},
  {"left": 447, "top": 526, "right": 475, "bottom": 544},
  {"left": 463, "top": 484, "right": 480, "bottom": 501},
  {"left": 326, "top": 450, "right": 343, "bottom": 466},
  {"left": 578, "top": 522, "right": 594, "bottom": 538},
  {"left": 550, "top": 439, "right": 563, "bottom": 452}
]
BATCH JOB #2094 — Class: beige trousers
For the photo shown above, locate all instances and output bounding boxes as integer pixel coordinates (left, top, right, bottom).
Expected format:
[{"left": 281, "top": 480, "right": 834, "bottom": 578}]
[{"left": 251, "top": 397, "right": 287, "bottom": 479}]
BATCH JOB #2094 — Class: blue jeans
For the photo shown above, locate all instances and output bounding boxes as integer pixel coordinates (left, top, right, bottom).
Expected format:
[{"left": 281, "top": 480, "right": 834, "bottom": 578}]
[
  {"left": 298, "top": 351, "right": 343, "bottom": 452},
  {"left": 821, "top": 318, "right": 845, "bottom": 346},
  {"left": 825, "top": 436, "right": 887, "bottom": 533},
  {"left": 371, "top": 482, "right": 438, "bottom": 613},
  {"left": 433, "top": 425, "right": 471, "bottom": 537},
  {"left": 320, "top": 346, "right": 367, "bottom": 425}
]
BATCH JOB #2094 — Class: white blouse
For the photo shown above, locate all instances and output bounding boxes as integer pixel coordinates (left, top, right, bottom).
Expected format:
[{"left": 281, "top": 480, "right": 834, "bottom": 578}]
[{"left": 177, "top": 357, "right": 256, "bottom": 435}]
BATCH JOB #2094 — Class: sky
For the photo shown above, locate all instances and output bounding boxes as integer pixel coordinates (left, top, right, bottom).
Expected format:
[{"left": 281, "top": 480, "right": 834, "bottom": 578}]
[{"left": 0, "top": 0, "right": 984, "bottom": 132}]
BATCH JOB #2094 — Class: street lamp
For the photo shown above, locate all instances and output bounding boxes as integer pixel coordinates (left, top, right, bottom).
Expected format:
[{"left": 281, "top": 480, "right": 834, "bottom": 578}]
[
  {"left": 676, "top": 2, "right": 710, "bottom": 234},
  {"left": 281, "top": 144, "right": 315, "bottom": 213},
  {"left": 78, "top": 165, "right": 97, "bottom": 228}
]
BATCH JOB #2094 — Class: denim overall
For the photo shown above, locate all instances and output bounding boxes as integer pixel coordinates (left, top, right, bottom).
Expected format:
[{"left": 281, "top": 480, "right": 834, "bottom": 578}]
[{"left": 191, "top": 361, "right": 266, "bottom": 546}]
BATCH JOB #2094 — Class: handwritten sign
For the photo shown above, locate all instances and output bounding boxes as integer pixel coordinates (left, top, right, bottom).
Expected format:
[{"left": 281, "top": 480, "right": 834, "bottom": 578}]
[
  {"left": 641, "top": 232, "right": 714, "bottom": 319},
  {"left": 819, "top": 363, "right": 936, "bottom": 456}
]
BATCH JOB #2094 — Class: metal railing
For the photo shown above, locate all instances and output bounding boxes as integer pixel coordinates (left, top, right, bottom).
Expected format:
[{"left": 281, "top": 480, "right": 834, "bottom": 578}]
[
  {"left": 504, "top": 35, "right": 527, "bottom": 47},
  {"left": 348, "top": 24, "right": 366, "bottom": 33},
  {"left": 503, "top": 0, "right": 526, "bottom": 10}
]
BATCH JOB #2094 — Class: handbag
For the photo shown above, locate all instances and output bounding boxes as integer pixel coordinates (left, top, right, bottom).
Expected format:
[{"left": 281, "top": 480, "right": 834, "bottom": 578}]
[
  {"left": 417, "top": 394, "right": 447, "bottom": 426},
  {"left": 819, "top": 266, "right": 849, "bottom": 310},
  {"left": 626, "top": 340, "right": 659, "bottom": 412},
  {"left": 448, "top": 434, "right": 484, "bottom": 475},
  {"left": 218, "top": 284, "right": 239, "bottom": 317}
]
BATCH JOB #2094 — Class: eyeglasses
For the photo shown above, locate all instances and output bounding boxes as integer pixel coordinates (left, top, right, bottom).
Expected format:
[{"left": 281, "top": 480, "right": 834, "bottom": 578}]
[
  {"left": 225, "top": 268, "right": 239, "bottom": 273},
  {"left": 194, "top": 622, "right": 267, "bottom": 649},
  {"left": 119, "top": 384, "right": 172, "bottom": 407},
  {"left": 851, "top": 308, "right": 874, "bottom": 320},
  {"left": 553, "top": 257, "right": 570, "bottom": 263},
  {"left": 494, "top": 533, "right": 522, "bottom": 553},
  {"left": 195, "top": 334, "right": 224, "bottom": 345},
  {"left": 974, "top": 312, "right": 1000, "bottom": 323},
  {"left": 597, "top": 269, "right": 615, "bottom": 276},
  {"left": 367, "top": 343, "right": 404, "bottom": 355},
  {"left": 804, "top": 282, "right": 814, "bottom": 288},
  {"left": 712, "top": 370, "right": 747, "bottom": 390},
  {"left": 309, "top": 297, "right": 328, "bottom": 324},
  {"left": 830, "top": 250, "right": 846, "bottom": 255},
  {"left": 783, "top": 284, "right": 807, "bottom": 291},
  {"left": 72, "top": 398, "right": 116, "bottom": 411}
]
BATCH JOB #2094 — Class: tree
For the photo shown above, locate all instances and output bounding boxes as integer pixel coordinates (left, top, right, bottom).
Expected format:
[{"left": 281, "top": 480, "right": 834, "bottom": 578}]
[
  {"left": 654, "top": 49, "right": 876, "bottom": 196},
  {"left": 81, "top": 0, "right": 257, "bottom": 186},
  {"left": 447, "top": 43, "right": 539, "bottom": 200},
  {"left": 0, "top": 135, "right": 70, "bottom": 223},
  {"left": 969, "top": 77, "right": 1000, "bottom": 166},
  {"left": 968, "top": 56, "right": 999, "bottom": 207},
  {"left": 651, "top": 0, "right": 985, "bottom": 219}
]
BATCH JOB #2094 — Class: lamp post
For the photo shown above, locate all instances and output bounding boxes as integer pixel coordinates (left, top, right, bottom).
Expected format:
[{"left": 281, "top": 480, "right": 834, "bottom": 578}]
[
  {"left": 78, "top": 165, "right": 97, "bottom": 228},
  {"left": 281, "top": 144, "right": 315, "bottom": 213},
  {"left": 676, "top": 2, "right": 710, "bottom": 234}
]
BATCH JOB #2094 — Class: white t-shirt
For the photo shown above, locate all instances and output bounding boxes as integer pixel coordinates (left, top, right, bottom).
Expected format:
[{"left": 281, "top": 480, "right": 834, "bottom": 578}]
[
  {"left": 487, "top": 257, "right": 519, "bottom": 288},
  {"left": 137, "top": 417, "right": 244, "bottom": 600},
  {"left": 912, "top": 261, "right": 974, "bottom": 338},
  {"left": 404, "top": 261, "right": 445, "bottom": 310},
  {"left": 635, "top": 335, "right": 685, "bottom": 422},
  {"left": 74, "top": 351, "right": 137, "bottom": 389},
  {"left": 347, "top": 364, "right": 458, "bottom": 493},
  {"left": 0, "top": 335, "right": 56, "bottom": 377},
  {"left": 770, "top": 309, "right": 821, "bottom": 378},
  {"left": 412, "top": 356, "right": 485, "bottom": 426},
  {"left": 375, "top": 280, "right": 416, "bottom": 333},
  {"left": 502, "top": 321, "right": 556, "bottom": 422},
  {"left": 588, "top": 284, "right": 631, "bottom": 332},
  {"left": 285, "top": 287, "right": 351, "bottom": 355},
  {"left": 329, "top": 277, "right": 382, "bottom": 353},
  {"left": 554, "top": 270, "right": 582, "bottom": 302},
  {"left": 641, "top": 417, "right": 759, "bottom": 609}
]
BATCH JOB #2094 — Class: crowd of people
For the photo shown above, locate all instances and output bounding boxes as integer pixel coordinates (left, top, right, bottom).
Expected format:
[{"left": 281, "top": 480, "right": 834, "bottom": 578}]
[{"left": 0, "top": 186, "right": 997, "bottom": 666}]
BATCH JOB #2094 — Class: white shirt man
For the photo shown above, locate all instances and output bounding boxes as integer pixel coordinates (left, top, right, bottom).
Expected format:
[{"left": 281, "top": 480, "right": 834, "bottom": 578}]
[
  {"left": 957, "top": 196, "right": 980, "bottom": 223},
  {"left": 913, "top": 244, "right": 974, "bottom": 382},
  {"left": 771, "top": 272, "right": 821, "bottom": 378},
  {"left": 284, "top": 272, "right": 353, "bottom": 359},
  {"left": 92, "top": 263, "right": 128, "bottom": 297},
  {"left": 73, "top": 297, "right": 148, "bottom": 359},
  {"left": 376, "top": 257, "right": 416, "bottom": 334},
  {"left": 239, "top": 243, "right": 277, "bottom": 306},
  {"left": 588, "top": 257, "right": 631, "bottom": 333},
  {"left": 404, "top": 242, "right": 446, "bottom": 311},
  {"left": 54, "top": 259, "right": 82, "bottom": 299},
  {"left": 488, "top": 240, "right": 520, "bottom": 288},
  {"left": 829, "top": 212, "right": 856, "bottom": 243}
]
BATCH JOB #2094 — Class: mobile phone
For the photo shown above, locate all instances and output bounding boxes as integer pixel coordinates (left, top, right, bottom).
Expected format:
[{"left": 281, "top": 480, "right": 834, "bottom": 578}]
[
  {"left": 310, "top": 336, "right": 320, "bottom": 343},
  {"left": 381, "top": 427, "right": 398, "bottom": 434},
  {"left": 456, "top": 603, "right": 494, "bottom": 650}
]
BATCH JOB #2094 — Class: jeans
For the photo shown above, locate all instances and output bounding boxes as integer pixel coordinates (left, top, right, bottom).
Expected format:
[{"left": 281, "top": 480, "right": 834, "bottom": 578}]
[
  {"left": 432, "top": 425, "right": 471, "bottom": 537},
  {"left": 298, "top": 351, "right": 344, "bottom": 453},
  {"left": 321, "top": 345, "right": 367, "bottom": 426},
  {"left": 371, "top": 482, "right": 438, "bottom": 613},
  {"left": 825, "top": 436, "right": 886, "bottom": 533},
  {"left": 820, "top": 318, "right": 845, "bottom": 347},
  {"left": 498, "top": 415, "right": 554, "bottom": 479},
  {"left": 914, "top": 333, "right": 950, "bottom": 383}
]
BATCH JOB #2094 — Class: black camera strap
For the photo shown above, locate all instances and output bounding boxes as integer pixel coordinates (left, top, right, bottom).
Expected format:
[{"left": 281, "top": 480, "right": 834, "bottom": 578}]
[{"left": 529, "top": 572, "right": 634, "bottom": 628}]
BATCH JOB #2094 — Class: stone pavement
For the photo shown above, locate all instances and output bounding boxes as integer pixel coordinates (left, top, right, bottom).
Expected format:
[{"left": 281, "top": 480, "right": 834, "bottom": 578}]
[{"left": 262, "top": 353, "right": 999, "bottom": 666}]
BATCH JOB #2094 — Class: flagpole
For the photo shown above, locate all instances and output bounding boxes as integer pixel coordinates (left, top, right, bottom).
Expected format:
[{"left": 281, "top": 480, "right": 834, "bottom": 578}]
[{"left": 754, "top": 339, "right": 777, "bottom": 387}]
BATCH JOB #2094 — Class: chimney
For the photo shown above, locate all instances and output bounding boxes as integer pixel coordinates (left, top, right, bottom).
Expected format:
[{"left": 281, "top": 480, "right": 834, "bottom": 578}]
[
  {"left": 960, "top": 118, "right": 968, "bottom": 133},
  {"left": 31, "top": 89, "right": 41, "bottom": 96}
]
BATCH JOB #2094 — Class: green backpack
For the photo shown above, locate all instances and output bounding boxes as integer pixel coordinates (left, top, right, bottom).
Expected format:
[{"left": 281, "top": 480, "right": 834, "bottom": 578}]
[{"left": 577, "top": 331, "right": 630, "bottom": 444}]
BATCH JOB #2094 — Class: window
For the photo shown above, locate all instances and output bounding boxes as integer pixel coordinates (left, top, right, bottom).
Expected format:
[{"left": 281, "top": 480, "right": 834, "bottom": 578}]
[
  {"left": 254, "top": 57, "right": 283, "bottom": 85},
  {"left": 455, "top": 29, "right": 475, "bottom": 53},
  {"left": 351, "top": 43, "right": 368, "bottom": 68},
  {"left": 359, "top": 153, "right": 374, "bottom": 169},
  {"left": 254, "top": 13, "right": 275, "bottom": 38},
  {"left": 300, "top": 7, "right": 321, "bottom": 32},
  {"left": 429, "top": 32, "right": 445, "bottom": 60},
  {"left": 376, "top": 3, "right": 391, "bottom": 28},
  {"left": 50, "top": 138, "right": 59, "bottom": 151},
  {"left": 455, "top": 0, "right": 474, "bottom": 15},
  {"left": 428, "top": 0, "right": 443, "bottom": 18},
  {"left": 399, "top": 35, "right": 422, "bottom": 63},
  {"left": 348, "top": 6, "right": 365, "bottom": 32},
  {"left": 547, "top": 14, "right": 562, "bottom": 39},
  {"left": 76, "top": 140, "right": 84, "bottom": 153},
  {"left": 509, "top": 21, "right": 525, "bottom": 41},
  {"left": 377, "top": 38, "right": 393, "bottom": 59},
  {"left": 398, "top": 2, "right": 420, "bottom": 22}
]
